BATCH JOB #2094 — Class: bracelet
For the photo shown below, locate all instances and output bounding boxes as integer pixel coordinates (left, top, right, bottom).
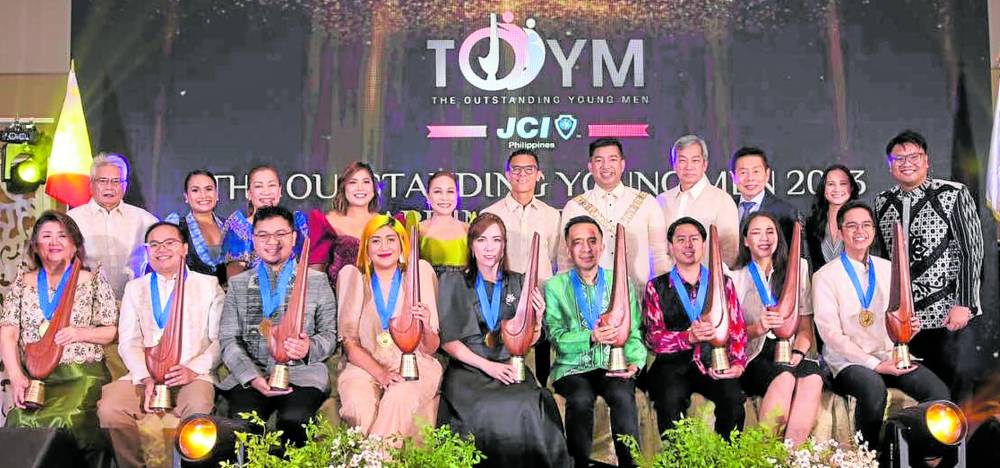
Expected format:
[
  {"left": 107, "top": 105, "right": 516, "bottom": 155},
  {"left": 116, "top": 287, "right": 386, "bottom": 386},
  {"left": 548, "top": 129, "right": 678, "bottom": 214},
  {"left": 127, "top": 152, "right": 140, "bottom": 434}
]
[{"left": 791, "top": 349, "right": 806, "bottom": 357}]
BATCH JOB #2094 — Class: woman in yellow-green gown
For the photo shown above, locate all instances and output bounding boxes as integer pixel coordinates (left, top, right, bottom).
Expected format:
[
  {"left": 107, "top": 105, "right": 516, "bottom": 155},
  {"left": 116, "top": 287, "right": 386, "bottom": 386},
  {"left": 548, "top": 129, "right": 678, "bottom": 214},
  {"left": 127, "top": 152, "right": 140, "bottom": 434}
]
[{"left": 419, "top": 171, "right": 469, "bottom": 275}]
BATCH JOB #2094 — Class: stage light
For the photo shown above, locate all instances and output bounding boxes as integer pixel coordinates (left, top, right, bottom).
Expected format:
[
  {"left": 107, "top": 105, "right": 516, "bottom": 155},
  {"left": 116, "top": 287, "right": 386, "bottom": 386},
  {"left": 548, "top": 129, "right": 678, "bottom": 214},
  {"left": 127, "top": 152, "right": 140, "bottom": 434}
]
[
  {"left": 174, "top": 413, "right": 251, "bottom": 466},
  {"left": 885, "top": 400, "right": 968, "bottom": 468},
  {"left": 2, "top": 148, "right": 47, "bottom": 194}
]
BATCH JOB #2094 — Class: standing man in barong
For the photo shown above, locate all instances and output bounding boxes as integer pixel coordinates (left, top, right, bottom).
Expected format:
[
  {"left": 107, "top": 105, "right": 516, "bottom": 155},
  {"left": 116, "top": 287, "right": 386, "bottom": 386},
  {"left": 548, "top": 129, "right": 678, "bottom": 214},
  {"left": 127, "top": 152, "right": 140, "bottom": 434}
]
[
  {"left": 874, "top": 130, "right": 984, "bottom": 401},
  {"left": 546, "top": 216, "right": 646, "bottom": 468},
  {"left": 67, "top": 153, "right": 158, "bottom": 300},
  {"left": 217, "top": 206, "right": 338, "bottom": 445},
  {"left": 98, "top": 222, "right": 224, "bottom": 467},
  {"left": 558, "top": 138, "right": 670, "bottom": 292},
  {"left": 482, "top": 148, "right": 562, "bottom": 384},
  {"left": 658, "top": 135, "right": 740, "bottom": 268}
]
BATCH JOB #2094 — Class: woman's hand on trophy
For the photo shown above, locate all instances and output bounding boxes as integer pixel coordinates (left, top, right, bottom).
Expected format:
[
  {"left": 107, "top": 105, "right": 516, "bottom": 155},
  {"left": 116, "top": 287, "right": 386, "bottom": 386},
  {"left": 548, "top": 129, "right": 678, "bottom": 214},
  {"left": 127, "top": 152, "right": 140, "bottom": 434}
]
[
  {"left": 8, "top": 370, "right": 30, "bottom": 409},
  {"left": 483, "top": 361, "right": 518, "bottom": 385},
  {"left": 165, "top": 365, "right": 197, "bottom": 387},
  {"left": 760, "top": 308, "right": 783, "bottom": 330},
  {"left": 251, "top": 377, "right": 293, "bottom": 397},
  {"left": 410, "top": 302, "right": 431, "bottom": 326},
  {"left": 54, "top": 327, "right": 83, "bottom": 346},
  {"left": 709, "top": 364, "right": 744, "bottom": 380},
  {"left": 283, "top": 333, "right": 311, "bottom": 361},
  {"left": 376, "top": 368, "right": 405, "bottom": 388},
  {"left": 530, "top": 288, "right": 546, "bottom": 315}
]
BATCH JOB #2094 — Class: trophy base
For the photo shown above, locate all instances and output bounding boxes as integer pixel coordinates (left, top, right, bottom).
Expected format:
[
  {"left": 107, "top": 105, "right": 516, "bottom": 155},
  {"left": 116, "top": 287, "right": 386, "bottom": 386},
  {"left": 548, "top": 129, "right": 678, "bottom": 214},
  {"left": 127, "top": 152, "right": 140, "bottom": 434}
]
[
  {"left": 711, "top": 347, "right": 731, "bottom": 372},
  {"left": 149, "top": 384, "right": 172, "bottom": 412},
  {"left": 894, "top": 344, "right": 913, "bottom": 370},
  {"left": 509, "top": 356, "right": 526, "bottom": 383},
  {"left": 608, "top": 346, "right": 627, "bottom": 373},
  {"left": 400, "top": 353, "right": 419, "bottom": 381},
  {"left": 24, "top": 380, "right": 45, "bottom": 409},
  {"left": 774, "top": 339, "right": 793, "bottom": 365},
  {"left": 268, "top": 364, "right": 290, "bottom": 390}
]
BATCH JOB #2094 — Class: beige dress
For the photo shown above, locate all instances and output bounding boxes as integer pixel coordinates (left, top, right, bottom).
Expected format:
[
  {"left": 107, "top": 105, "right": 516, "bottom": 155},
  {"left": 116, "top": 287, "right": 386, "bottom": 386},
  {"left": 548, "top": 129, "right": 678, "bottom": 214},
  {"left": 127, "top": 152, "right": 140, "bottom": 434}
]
[{"left": 336, "top": 260, "right": 442, "bottom": 438}]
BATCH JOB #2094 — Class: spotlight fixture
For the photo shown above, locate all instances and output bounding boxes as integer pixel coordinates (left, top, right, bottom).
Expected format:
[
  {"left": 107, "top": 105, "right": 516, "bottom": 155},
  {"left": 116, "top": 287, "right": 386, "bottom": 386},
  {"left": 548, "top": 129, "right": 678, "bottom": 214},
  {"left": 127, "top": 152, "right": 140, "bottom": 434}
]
[
  {"left": 885, "top": 400, "right": 969, "bottom": 468},
  {"left": 2, "top": 146, "right": 47, "bottom": 194},
  {"left": 0, "top": 120, "right": 39, "bottom": 144},
  {"left": 174, "top": 413, "right": 252, "bottom": 467}
]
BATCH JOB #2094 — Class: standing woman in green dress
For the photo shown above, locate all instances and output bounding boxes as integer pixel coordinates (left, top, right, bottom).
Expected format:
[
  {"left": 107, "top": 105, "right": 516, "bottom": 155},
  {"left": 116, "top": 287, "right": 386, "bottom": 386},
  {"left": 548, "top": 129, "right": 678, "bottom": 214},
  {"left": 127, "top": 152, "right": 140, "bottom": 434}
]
[
  {"left": 419, "top": 171, "right": 468, "bottom": 275},
  {"left": 1, "top": 211, "right": 118, "bottom": 466}
]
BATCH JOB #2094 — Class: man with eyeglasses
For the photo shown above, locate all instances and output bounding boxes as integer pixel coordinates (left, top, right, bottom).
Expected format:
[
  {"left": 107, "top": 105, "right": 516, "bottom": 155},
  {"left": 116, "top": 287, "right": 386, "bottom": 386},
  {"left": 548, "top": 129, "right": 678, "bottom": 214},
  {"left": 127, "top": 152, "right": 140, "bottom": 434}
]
[
  {"left": 98, "top": 222, "right": 223, "bottom": 467},
  {"left": 482, "top": 149, "right": 562, "bottom": 383},
  {"left": 67, "top": 153, "right": 158, "bottom": 299},
  {"left": 558, "top": 138, "right": 671, "bottom": 292},
  {"left": 873, "top": 130, "right": 984, "bottom": 401},
  {"left": 217, "top": 205, "right": 338, "bottom": 445},
  {"left": 658, "top": 135, "right": 740, "bottom": 268},
  {"left": 813, "top": 200, "right": 949, "bottom": 446}
]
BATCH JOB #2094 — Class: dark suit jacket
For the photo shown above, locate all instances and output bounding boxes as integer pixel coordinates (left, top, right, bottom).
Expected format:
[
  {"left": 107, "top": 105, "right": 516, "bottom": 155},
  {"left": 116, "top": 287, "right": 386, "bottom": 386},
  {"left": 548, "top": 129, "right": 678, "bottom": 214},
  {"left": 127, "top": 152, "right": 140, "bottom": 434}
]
[{"left": 734, "top": 193, "right": 809, "bottom": 262}]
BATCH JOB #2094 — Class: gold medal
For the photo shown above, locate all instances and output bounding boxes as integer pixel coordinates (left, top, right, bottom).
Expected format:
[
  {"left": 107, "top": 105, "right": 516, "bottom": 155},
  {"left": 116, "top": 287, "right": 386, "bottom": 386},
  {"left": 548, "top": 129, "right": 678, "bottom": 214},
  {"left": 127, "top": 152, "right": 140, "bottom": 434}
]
[
  {"left": 377, "top": 331, "right": 393, "bottom": 349},
  {"left": 258, "top": 319, "right": 273, "bottom": 337},
  {"left": 859, "top": 309, "right": 875, "bottom": 327},
  {"left": 38, "top": 320, "right": 50, "bottom": 337},
  {"left": 483, "top": 331, "right": 497, "bottom": 348}
]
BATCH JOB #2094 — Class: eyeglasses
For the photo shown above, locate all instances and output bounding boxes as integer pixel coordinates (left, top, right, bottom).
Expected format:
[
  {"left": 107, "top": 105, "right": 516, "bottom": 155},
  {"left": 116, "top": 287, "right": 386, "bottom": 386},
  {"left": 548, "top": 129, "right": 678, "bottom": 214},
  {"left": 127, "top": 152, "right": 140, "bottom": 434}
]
[
  {"left": 253, "top": 230, "right": 293, "bottom": 242},
  {"left": 841, "top": 222, "right": 875, "bottom": 232},
  {"left": 146, "top": 239, "right": 183, "bottom": 250},
  {"left": 889, "top": 152, "right": 925, "bottom": 165},
  {"left": 95, "top": 177, "right": 124, "bottom": 186},
  {"left": 508, "top": 165, "right": 538, "bottom": 175}
]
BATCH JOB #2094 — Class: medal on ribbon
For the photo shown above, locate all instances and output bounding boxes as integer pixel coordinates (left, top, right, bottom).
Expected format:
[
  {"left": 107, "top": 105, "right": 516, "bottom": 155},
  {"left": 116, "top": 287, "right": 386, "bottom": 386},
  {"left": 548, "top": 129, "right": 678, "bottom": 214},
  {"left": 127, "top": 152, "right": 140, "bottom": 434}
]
[
  {"left": 476, "top": 273, "right": 503, "bottom": 347},
  {"left": 257, "top": 259, "right": 296, "bottom": 335},
  {"left": 570, "top": 268, "right": 606, "bottom": 330},
  {"left": 748, "top": 261, "right": 777, "bottom": 308},
  {"left": 669, "top": 266, "right": 709, "bottom": 324},
  {"left": 150, "top": 271, "right": 176, "bottom": 329},
  {"left": 839, "top": 252, "right": 877, "bottom": 327},
  {"left": 37, "top": 261, "right": 73, "bottom": 336},
  {"left": 372, "top": 269, "right": 403, "bottom": 349}
]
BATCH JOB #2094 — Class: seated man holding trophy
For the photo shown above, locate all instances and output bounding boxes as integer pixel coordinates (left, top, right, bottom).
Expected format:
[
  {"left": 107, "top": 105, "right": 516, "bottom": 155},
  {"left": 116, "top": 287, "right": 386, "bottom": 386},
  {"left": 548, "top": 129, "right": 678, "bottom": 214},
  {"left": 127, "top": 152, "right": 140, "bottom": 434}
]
[
  {"left": 813, "top": 200, "right": 949, "bottom": 446},
  {"left": 217, "top": 206, "right": 338, "bottom": 445},
  {"left": 641, "top": 217, "right": 748, "bottom": 439},
  {"left": 98, "top": 221, "right": 224, "bottom": 467},
  {"left": 544, "top": 216, "right": 646, "bottom": 468}
]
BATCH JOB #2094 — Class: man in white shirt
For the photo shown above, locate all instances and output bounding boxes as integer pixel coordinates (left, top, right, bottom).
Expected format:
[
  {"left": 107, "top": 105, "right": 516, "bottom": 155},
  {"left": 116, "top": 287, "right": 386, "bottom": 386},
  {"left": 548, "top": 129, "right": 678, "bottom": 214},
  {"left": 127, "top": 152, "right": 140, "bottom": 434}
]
[
  {"left": 67, "top": 153, "right": 158, "bottom": 299},
  {"left": 558, "top": 138, "right": 670, "bottom": 291},
  {"left": 657, "top": 135, "right": 740, "bottom": 267},
  {"left": 97, "top": 222, "right": 224, "bottom": 468},
  {"left": 482, "top": 149, "right": 560, "bottom": 284}
]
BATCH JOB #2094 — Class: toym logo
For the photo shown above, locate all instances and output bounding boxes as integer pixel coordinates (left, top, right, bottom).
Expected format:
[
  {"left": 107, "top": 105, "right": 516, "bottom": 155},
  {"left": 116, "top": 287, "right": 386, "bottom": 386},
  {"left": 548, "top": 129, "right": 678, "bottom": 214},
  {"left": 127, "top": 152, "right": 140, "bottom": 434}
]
[
  {"left": 428, "top": 12, "right": 644, "bottom": 91},
  {"left": 497, "top": 115, "right": 577, "bottom": 140}
]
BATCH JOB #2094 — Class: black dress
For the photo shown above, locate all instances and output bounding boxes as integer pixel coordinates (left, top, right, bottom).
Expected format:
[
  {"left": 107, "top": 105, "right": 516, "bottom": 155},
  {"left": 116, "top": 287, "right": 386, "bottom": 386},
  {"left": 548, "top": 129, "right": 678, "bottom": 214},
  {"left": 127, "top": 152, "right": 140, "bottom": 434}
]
[{"left": 436, "top": 271, "right": 571, "bottom": 468}]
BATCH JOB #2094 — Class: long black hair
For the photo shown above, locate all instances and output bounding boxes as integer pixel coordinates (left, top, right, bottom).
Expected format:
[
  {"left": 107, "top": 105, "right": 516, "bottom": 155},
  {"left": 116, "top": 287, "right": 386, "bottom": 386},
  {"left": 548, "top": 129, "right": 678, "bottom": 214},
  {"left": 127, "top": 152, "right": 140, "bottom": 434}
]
[
  {"left": 734, "top": 211, "right": 789, "bottom": 299},
  {"left": 805, "top": 164, "right": 860, "bottom": 269}
]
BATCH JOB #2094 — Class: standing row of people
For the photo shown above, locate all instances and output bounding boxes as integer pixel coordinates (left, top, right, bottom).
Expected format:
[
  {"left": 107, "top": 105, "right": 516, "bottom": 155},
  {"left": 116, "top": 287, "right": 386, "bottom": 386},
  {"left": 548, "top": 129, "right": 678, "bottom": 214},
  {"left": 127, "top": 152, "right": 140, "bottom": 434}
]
[{"left": 0, "top": 130, "right": 984, "bottom": 468}]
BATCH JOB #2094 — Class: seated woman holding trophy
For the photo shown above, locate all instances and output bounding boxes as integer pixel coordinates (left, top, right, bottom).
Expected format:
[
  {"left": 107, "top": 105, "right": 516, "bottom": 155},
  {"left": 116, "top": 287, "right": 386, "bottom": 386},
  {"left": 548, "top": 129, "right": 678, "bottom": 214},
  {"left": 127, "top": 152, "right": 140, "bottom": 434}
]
[
  {"left": 1, "top": 210, "right": 118, "bottom": 467},
  {"left": 730, "top": 213, "right": 822, "bottom": 446},
  {"left": 436, "top": 213, "right": 570, "bottom": 467},
  {"left": 97, "top": 221, "right": 224, "bottom": 467},
  {"left": 812, "top": 200, "right": 949, "bottom": 446},
  {"left": 336, "top": 215, "right": 442, "bottom": 439}
]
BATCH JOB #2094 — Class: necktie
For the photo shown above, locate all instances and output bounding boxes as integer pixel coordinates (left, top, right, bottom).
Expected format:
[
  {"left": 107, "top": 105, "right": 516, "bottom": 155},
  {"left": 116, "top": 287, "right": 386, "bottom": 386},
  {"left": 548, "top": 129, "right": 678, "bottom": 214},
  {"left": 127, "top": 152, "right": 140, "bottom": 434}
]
[{"left": 740, "top": 201, "right": 756, "bottom": 220}]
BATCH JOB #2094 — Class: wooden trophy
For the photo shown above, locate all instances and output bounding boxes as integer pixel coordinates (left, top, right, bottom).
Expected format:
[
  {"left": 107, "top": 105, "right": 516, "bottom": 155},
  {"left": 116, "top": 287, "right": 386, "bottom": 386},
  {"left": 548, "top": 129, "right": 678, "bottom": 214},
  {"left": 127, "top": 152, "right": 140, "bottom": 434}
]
[
  {"left": 772, "top": 222, "right": 802, "bottom": 364},
  {"left": 597, "top": 224, "right": 631, "bottom": 373},
  {"left": 887, "top": 222, "right": 915, "bottom": 370},
  {"left": 23, "top": 260, "right": 82, "bottom": 409},
  {"left": 390, "top": 225, "right": 424, "bottom": 381},
  {"left": 702, "top": 225, "right": 731, "bottom": 372},
  {"left": 265, "top": 238, "right": 311, "bottom": 390},
  {"left": 143, "top": 258, "right": 187, "bottom": 412},
  {"left": 501, "top": 232, "right": 540, "bottom": 383}
]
